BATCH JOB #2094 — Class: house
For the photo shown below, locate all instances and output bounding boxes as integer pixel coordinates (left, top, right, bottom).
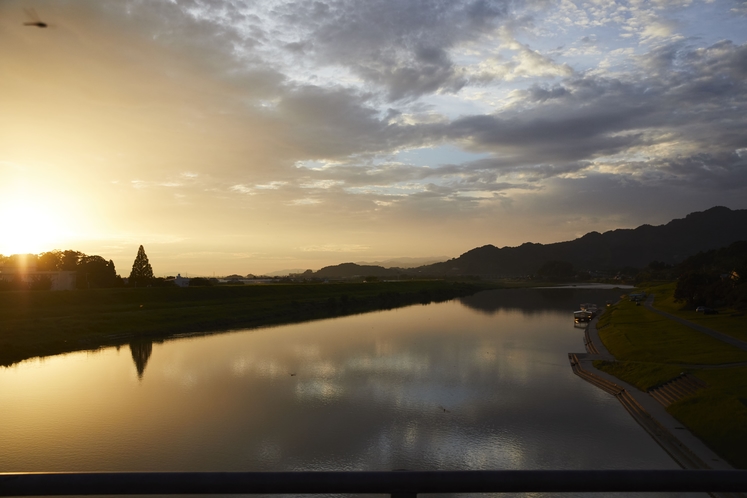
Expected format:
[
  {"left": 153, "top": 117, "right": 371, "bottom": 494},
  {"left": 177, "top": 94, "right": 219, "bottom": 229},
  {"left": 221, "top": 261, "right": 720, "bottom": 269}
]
[
  {"left": 174, "top": 274, "right": 190, "bottom": 287},
  {"left": 0, "top": 260, "right": 77, "bottom": 291}
]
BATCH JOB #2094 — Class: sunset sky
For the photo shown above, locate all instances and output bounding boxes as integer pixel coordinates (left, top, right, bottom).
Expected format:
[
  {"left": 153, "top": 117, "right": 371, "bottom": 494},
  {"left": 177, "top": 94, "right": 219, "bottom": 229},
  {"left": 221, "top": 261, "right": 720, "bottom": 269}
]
[{"left": 1, "top": 0, "right": 746, "bottom": 276}]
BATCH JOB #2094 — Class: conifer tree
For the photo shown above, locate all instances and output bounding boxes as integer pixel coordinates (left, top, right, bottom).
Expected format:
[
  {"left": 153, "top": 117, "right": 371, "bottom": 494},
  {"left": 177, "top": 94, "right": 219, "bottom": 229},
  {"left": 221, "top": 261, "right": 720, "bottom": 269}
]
[{"left": 129, "top": 245, "right": 154, "bottom": 286}]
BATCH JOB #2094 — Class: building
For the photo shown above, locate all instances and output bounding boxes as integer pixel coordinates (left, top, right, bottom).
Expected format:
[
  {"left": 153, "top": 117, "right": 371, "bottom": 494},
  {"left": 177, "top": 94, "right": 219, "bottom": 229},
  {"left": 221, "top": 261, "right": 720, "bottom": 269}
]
[{"left": 0, "top": 262, "right": 77, "bottom": 291}]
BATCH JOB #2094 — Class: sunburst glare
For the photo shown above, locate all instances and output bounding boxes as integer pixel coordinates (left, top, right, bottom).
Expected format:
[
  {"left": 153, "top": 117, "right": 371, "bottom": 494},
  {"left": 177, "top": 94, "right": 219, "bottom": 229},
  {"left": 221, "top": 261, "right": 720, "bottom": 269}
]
[{"left": 0, "top": 197, "right": 69, "bottom": 256}]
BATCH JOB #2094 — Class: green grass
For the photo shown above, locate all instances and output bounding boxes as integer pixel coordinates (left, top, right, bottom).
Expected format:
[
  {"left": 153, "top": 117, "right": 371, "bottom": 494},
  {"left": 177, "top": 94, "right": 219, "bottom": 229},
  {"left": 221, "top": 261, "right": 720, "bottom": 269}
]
[
  {"left": 597, "top": 299, "right": 747, "bottom": 364},
  {"left": 593, "top": 360, "right": 684, "bottom": 391},
  {"left": 645, "top": 282, "right": 747, "bottom": 343},
  {"left": 595, "top": 286, "right": 747, "bottom": 468},
  {"left": 668, "top": 367, "right": 747, "bottom": 469},
  {"left": 0, "top": 280, "right": 494, "bottom": 367}
]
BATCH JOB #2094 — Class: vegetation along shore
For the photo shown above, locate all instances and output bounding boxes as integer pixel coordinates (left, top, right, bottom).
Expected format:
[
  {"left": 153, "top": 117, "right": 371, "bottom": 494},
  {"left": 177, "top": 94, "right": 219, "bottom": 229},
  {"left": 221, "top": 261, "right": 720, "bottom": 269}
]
[
  {"left": 0, "top": 280, "right": 498, "bottom": 368},
  {"left": 594, "top": 283, "right": 747, "bottom": 468}
]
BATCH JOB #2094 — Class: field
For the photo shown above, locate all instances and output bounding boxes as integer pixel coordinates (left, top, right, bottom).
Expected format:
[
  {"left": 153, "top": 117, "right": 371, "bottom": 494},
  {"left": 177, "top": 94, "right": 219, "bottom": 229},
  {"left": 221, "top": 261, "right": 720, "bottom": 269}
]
[
  {"left": 647, "top": 282, "right": 747, "bottom": 342},
  {"left": 0, "top": 280, "right": 493, "bottom": 367},
  {"left": 595, "top": 289, "right": 747, "bottom": 468}
]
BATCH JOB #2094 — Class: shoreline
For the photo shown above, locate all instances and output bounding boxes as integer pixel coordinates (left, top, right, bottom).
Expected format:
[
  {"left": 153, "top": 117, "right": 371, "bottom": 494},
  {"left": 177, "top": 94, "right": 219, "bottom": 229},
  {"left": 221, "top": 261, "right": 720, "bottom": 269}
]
[
  {"left": 568, "top": 313, "right": 733, "bottom": 471},
  {"left": 0, "top": 281, "right": 491, "bottom": 368}
]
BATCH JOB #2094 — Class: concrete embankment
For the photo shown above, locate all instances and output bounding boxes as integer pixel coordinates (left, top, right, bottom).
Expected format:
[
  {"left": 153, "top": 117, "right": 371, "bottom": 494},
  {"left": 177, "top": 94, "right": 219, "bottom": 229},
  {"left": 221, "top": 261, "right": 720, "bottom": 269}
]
[
  {"left": 569, "top": 352, "right": 711, "bottom": 470},
  {"left": 569, "top": 312, "right": 735, "bottom": 473}
]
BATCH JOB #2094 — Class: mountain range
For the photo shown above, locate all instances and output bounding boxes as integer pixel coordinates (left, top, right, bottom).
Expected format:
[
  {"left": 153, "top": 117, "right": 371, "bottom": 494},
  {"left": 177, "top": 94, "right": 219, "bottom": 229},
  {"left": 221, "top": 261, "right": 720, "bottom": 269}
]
[{"left": 309, "top": 206, "right": 747, "bottom": 278}]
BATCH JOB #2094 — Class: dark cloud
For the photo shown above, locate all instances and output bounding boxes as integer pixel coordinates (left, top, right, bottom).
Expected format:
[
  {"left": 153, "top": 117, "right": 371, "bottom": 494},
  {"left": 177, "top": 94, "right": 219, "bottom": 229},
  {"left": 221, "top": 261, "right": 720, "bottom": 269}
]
[
  {"left": 273, "top": 85, "right": 415, "bottom": 158},
  {"left": 275, "top": 0, "right": 513, "bottom": 100},
  {"left": 524, "top": 84, "right": 569, "bottom": 102},
  {"left": 256, "top": 36, "right": 747, "bottom": 206},
  {"left": 409, "top": 39, "right": 747, "bottom": 191}
]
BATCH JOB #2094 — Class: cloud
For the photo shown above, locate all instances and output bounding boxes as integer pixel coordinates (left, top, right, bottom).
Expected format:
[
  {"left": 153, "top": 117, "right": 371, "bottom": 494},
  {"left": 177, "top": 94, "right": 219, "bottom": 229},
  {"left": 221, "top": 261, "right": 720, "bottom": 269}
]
[
  {"left": 732, "top": 1, "right": 747, "bottom": 16},
  {"left": 230, "top": 185, "right": 254, "bottom": 195},
  {"left": 2, "top": 0, "right": 747, "bottom": 273},
  {"left": 468, "top": 43, "right": 573, "bottom": 83},
  {"left": 282, "top": 0, "right": 510, "bottom": 100}
]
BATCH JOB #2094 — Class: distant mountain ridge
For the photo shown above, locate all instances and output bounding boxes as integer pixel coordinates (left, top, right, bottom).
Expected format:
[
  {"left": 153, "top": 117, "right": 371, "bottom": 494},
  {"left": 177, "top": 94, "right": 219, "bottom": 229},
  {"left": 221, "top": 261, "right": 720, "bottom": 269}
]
[
  {"left": 414, "top": 206, "right": 747, "bottom": 277},
  {"left": 308, "top": 207, "right": 747, "bottom": 279},
  {"left": 314, "top": 262, "right": 401, "bottom": 278},
  {"left": 355, "top": 256, "right": 450, "bottom": 268}
]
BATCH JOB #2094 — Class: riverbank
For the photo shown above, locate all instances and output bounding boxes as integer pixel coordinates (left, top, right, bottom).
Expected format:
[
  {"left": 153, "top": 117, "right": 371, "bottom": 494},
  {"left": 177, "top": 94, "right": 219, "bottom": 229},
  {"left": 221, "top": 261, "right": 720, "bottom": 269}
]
[
  {"left": 590, "top": 288, "right": 747, "bottom": 469},
  {"left": 569, "top": 350, "right": 729, "bottom": 470},
  {"left": 0, "top": 280, "right": 495, "bottom": 367}
]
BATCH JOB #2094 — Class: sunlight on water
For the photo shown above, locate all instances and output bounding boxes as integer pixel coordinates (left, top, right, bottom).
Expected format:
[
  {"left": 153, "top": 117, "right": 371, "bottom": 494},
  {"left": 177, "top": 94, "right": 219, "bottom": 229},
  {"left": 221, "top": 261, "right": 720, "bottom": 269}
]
[{"left": 0, "top": 288, "right": 689, "bottom": 497}]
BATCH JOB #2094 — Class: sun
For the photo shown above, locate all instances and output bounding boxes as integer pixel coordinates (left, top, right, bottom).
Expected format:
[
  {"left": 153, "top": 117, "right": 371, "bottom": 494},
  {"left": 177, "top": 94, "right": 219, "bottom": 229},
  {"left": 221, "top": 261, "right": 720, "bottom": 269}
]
[{"left": 0, "top": 197, "right": 69, "bottom": 256}]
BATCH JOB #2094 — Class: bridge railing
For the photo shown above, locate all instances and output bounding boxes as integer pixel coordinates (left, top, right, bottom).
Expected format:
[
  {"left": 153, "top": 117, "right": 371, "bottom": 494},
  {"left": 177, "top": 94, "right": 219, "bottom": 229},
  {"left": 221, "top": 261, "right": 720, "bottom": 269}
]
[{"left": 2, "top": 470, "right": 747, "bottom": 497}]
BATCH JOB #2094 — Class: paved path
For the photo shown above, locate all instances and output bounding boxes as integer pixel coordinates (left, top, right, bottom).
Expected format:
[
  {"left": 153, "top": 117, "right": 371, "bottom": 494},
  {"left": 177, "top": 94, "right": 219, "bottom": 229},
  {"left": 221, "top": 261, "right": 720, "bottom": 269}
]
[
  {"left": 644, "top": 295, "right": 747, "bottom": 352},
  {"left": 573, "top": 311, "right": 736, "bottom": 471},
  {"left": 573, "top": 352, "right": 735, "bottom": 471}
]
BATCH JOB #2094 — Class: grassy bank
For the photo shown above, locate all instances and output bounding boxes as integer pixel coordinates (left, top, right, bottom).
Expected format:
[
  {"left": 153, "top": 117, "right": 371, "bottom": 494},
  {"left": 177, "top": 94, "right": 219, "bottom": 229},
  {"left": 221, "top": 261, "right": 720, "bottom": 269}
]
[
  {"left": 647, "top": 282, "right": 747, "bottom": 342},
  {"left": 595, "top": 298, "right": 747, "bottom": 365},
  {"left": 594, "top": 292, "right": 747, "bottom": 468},
  {"left": 0, "top": 280, "right": 494, "bottom": 367}
]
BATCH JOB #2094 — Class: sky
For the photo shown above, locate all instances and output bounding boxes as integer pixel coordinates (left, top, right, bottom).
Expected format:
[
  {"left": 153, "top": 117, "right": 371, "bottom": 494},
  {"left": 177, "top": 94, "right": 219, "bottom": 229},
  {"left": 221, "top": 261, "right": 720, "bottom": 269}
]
[{"left": 1, "top": 0, "right": 746, "bottom": 276}]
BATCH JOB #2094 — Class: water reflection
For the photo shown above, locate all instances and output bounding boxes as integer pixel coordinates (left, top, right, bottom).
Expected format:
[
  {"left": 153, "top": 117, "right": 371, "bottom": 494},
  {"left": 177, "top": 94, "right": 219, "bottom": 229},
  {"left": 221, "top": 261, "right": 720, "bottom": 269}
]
[
  {"left": 0, "top": 288, "right": 685, "bottom": 497},
  {"left": 128, "top": 338, "right": 153, "bottom": 379},
  {"left": 460, "top": 287, "right": 625, "bottom": 315}
]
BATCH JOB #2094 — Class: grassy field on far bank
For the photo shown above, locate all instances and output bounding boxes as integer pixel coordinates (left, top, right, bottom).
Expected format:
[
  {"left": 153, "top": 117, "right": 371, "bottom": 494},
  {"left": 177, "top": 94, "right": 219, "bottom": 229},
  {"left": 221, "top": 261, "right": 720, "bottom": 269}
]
[
  {"left": 595, "top": 291, "right": 747, "bottom": 468},
  {"left": 0, "top": 280, "right": 496, "bottom": 368}
]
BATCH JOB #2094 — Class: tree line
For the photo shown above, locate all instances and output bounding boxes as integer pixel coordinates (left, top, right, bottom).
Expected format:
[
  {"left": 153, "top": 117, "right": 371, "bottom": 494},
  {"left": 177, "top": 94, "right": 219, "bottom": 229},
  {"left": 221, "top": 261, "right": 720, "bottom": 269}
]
[
  {"left": 0, "top": 245, "right": 156, "bottom": 290},
  {"left": 671, "top": 240, "right": 747, "bottom": 310},
  {"left": 0, "top": 250, "right": 121, "bottom": 290}
]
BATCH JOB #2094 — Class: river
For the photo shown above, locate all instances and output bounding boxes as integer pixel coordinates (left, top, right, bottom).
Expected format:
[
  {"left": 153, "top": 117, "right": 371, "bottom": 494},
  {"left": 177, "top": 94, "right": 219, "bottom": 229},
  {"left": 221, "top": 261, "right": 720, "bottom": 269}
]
[{"left": 0, "top": 287, "right": 686, "bottom": 496}]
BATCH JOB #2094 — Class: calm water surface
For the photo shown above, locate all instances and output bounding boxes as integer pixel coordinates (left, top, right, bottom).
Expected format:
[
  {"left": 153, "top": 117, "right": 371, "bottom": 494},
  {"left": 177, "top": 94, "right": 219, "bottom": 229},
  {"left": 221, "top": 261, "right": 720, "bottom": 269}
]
[{"left": 0, "top": 288, "right": 685, "bottom": 495}]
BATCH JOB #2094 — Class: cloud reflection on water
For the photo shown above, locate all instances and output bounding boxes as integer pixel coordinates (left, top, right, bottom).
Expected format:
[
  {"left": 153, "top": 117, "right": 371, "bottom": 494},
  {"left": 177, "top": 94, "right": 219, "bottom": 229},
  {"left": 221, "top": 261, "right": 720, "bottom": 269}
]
[{"left": 0, "top": 288, "right": 680, "bottom": 486}]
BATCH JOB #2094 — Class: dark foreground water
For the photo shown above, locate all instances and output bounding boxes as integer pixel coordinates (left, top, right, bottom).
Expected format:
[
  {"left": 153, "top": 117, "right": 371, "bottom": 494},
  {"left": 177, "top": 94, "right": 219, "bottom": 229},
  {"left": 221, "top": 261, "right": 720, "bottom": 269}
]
[{"left": 0, "top": 287, "right": 692, "bottom": 496}]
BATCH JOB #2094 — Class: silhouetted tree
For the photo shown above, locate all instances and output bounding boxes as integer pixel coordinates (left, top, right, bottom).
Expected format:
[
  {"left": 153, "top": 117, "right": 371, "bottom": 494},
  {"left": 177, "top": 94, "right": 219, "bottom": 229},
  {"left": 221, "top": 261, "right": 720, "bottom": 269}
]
[
  {"left": 128, "top": 245, "right": 154, "bottom": 286},
  {"left": 61, "top": 250, "right": 83, "bottom": 270},
  {"left": 3, "top": 253, "right": 38, "bottom": 270},
  {"left": 37, "top": 251, "right": 62, "bottom": 271},
  {"left": 77, "top": 255, "right": 121, "bottom": 288},
  {"left": 188, "top": 277, "right": 212, "bottom": 287},
  {"left": 129, "top": 339, "right": 153, "bottom": 379},
  {"left": 36, "top": 250, "right": 83, "bottom": 271}
]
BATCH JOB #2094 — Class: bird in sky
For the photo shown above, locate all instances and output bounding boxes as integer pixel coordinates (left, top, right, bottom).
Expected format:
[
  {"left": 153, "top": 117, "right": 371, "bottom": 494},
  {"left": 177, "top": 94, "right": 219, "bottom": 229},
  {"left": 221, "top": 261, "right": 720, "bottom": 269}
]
[{"left": 23, "top": 8, "right": 47, "bottom": 28}]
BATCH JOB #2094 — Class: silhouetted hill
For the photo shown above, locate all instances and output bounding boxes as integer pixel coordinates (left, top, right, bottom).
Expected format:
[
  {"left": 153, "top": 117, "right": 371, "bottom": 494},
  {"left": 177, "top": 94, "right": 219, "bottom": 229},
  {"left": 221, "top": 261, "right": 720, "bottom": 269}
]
[
  {"left": 413, "top": 206, "right": 747, "bottom": 277},
  {"left": 676, "top": 240, "right": 747, "bottom": 276},
  {"left": 314, "top": 263, "right": 400, "bottom": 279},
  {"left": 355, "top": 256, "right": 450, "bottom": 268}
]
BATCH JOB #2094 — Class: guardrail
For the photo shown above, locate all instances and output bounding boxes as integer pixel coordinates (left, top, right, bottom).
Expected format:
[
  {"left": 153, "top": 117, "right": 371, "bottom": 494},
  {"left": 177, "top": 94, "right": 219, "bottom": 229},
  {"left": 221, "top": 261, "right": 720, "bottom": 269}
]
[{"left": 2, "top": 470, "right": 747, "bottom": 496}]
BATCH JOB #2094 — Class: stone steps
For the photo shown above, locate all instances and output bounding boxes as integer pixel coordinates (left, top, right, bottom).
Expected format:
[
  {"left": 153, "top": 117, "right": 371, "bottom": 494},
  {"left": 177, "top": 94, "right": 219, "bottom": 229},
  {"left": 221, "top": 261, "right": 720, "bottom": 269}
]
[
  {"left": 567, "top": 354, "right": 714, "bottom": 472},
  {"left": 648, "top": 374, "right": 707, "bottom": 408}
]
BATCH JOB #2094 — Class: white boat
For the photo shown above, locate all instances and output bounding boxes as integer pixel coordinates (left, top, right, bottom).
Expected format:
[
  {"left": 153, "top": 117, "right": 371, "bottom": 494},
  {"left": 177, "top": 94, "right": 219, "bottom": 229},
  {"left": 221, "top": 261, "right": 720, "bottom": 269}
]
[
  {"left": 579, "top": 303, "right": 599, "bottom": 316},
  {"left": 574, "top": 303, "right": 599, "bottom": 322}
]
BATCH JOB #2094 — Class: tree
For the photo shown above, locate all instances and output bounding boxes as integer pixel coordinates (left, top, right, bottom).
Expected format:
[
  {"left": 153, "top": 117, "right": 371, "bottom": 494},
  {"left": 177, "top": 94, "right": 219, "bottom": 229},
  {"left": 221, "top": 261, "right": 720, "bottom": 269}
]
[
  {"left": 674, "top": 271, "right": 717, "bottom": 309},
  {"left": 188, "top": 277, "right": 212, "bottom": 287},
  {"left": 36, "top": 250, "right": 83, "bottom": 271},
  {"left": 128, "top": 245, "right": 154, "bottom": 286},
  {"left": 61, "top": 250, "right": 83, "bottom": 271},
  {"left": 37, "top": 250, "right": 62, "bottom": 271},
  {"left": 78, "top": 255, "right": 121, "bottom": 288}
]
